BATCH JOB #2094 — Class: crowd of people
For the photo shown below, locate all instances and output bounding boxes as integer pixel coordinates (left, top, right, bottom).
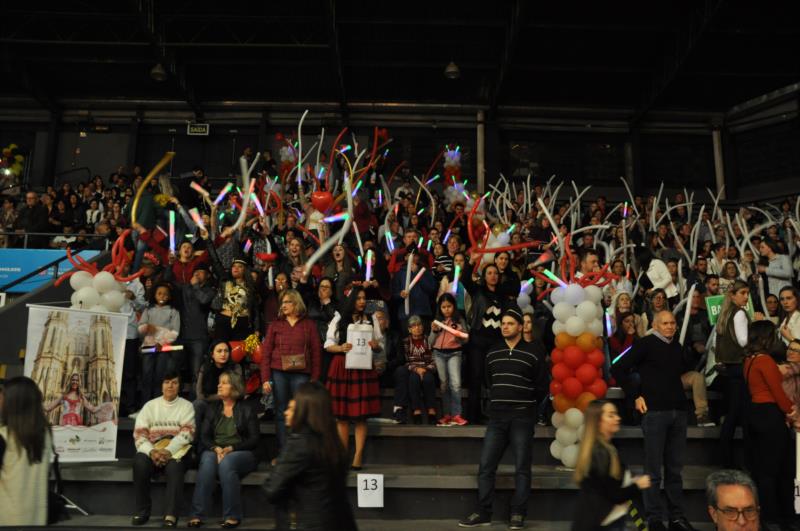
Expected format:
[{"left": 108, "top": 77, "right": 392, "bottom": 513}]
[{"left": 2, "top": 147, "right": 800, "bottom": 530}]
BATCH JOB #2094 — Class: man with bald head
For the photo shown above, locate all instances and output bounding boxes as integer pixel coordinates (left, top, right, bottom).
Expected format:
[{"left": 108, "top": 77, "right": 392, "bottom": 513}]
[{"left": 612, "top": 311, "right": 696, "bottom": 531}]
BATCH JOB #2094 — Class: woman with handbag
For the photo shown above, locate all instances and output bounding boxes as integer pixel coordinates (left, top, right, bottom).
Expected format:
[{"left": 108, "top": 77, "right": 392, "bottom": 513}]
[
  {"left": 261, "top": 289, "right": 322, "bottom": 451},
  {"left": 324, "top": 287, "right": 383, "bottom": 470},
  {"left": 0, "top": 376, "right": 52, "bottom": 526}
]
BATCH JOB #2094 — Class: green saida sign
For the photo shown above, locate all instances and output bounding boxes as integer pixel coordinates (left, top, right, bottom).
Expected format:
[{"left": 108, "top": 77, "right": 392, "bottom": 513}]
[{"left": 705, "top": 294, "right": 755, "bottom": 325}]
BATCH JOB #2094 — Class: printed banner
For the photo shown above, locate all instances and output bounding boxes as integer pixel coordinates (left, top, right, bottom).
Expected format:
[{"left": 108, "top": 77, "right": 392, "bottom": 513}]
[
  {"left": 705, "top": 294, "right": 755, "bottom": 325},
  {"left": 0, "top": 249, "right": 99, "bottom": 293},
  {"left": 24, "top": 304, "right": 126, "bottom": 462}
]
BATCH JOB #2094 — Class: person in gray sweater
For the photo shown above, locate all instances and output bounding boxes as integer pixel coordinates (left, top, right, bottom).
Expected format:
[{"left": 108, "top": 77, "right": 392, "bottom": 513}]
[{"left": 137, "top": 282, "right": 181, "bottom": 403}]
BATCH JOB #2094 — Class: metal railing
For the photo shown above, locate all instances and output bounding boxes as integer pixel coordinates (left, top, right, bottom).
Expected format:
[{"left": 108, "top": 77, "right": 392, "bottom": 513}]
[{"left": 0, "top": 231, "right": 112, "bottom": 250}]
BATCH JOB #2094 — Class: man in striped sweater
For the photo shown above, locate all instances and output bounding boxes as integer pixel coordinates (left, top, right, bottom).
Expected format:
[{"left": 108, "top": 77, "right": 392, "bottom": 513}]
[{"left": 459, "top": 307, "right": 548, "bottom": 530}]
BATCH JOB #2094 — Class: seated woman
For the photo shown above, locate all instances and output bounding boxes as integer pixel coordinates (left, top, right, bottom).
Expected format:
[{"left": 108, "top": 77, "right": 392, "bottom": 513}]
[
  {"left": 264, "top": 381, "right": 357, "bottom": 531},
  {"left": 188, "top": 371, "right": 260, "bottom": 529},
  {"left": 193, "top": 340, "right": 243, "bottom": 447},
  {"left": 132, "top": 371, "right": 195, "bottom": 528},
  {"left": 402, "top": 315, "right": 438, "bottom": 425}
]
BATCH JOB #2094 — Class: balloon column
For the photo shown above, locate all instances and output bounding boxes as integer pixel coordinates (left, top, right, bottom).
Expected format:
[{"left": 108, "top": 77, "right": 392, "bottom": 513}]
[
  {"left": 0, "top": 143, "right": 25, "bottom": 178},
  {"left": 442, "top": 144, "right": 462, "bottom": 186}
]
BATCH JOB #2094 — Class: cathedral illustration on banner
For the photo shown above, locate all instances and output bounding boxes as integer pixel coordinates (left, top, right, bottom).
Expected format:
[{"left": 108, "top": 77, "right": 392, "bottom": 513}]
[{"left": 31, "top": 310, "right": 119, "bottom": 427}]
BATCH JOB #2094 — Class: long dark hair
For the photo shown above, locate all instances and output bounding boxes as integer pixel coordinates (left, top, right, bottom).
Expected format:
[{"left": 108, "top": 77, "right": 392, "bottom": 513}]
[
  {"left": 336, "top": 287, "right": 366, "bottom": 344},
  {"left": 745, "top": 320, "right": 781, "bottom": 357},
  {"left": 614, "top": 311, "right": 636, "bottom": 343},
  {"left": 778, "top": 286, "right": 800, "bottom": 325},
  {"left": 290, "top": 382, "right": 346, "bottom": 471},
  {"left": 435, "top": 292, "right": 462, "bottom": 322},
  {"left": 0, "top": 377, "right": 49, "bottom": 463}
]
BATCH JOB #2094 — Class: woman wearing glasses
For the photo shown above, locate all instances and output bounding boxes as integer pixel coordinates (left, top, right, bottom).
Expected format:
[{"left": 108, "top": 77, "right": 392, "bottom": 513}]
[{"left": 260, "top": 289, "right": 322, "bottom": 451}]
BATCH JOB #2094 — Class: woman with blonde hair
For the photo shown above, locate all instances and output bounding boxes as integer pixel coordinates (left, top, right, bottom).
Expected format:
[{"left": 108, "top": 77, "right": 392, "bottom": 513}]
[{"left": 572, "top": 400, "right": 650, "bottom": 531}]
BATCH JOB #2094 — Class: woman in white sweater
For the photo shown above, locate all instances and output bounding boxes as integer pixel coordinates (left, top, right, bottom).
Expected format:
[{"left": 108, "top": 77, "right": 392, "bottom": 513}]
[{"left": 0, "top": 377, "right": 52, "bottom": 527}]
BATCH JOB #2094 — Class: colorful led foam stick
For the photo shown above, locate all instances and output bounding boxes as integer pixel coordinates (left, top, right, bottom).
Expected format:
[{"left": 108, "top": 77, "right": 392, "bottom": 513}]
[
  {"left": 168, "top": 211, "right": 176, "bottom": 254},
  {"left": 432, "top": 319, "right": 469, "bottom": 339},
  {"left": 365, "top": 249, "right": 374, "bottom": 281},
  {"left": 452, "top": 264, "right": 461, "bottom": 294},
  {"left": 323, "top": 212, "right": 349, "bottom": 223},
  {"left": 407, "top": 267, "right": 427, "bottom": 290},
  {"left": 385, "top": 231, "right": 395, "bottom": 252},
  {"left": 612, "top": 345, "right": 632, "bottom": 365},
  {"left": 243, "top": 239, "right": 252, "bottom": 253},
  {"left": 189, "top": 208, "right": 206, "bottom": 231},
  {"left": 251, "top": 193, "right": 265, "bottom": 216},
  {"left": 544, "top": 269, "right": 567, "bottom": 288},
  {"left": 214, "top": 183, "right": 233, "bottom": 206},
  {"left": 190, "top": 181, "right": 210, "bottom": 196},
  {"left": 443, "top": 229, "right": 452, "bottom": 243}
]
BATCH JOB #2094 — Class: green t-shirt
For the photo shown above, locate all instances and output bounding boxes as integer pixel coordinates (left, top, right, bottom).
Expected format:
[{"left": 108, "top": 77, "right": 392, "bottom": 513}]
[{"left": 214, "top": 415, "right": 241, "bottom": 448}]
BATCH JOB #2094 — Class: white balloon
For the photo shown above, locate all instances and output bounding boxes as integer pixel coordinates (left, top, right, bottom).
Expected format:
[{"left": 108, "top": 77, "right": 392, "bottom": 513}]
[
  {"left": 564, "top": 283, "right": 586, "bottom": 306},
  {"left": 552, "top": 320, "right": 567, "bottom": 336},
  {"left": 584, "top": 284, "right": 603, "bottom": 304},
  {"left": 69, "top": 270, "right": 94, "bottom": 291},
  {"left": 102, "top": 290, "right": 125, "bottom": 312},
  {"left": 69, "top": 304, "right": 80, "bottom": 310},
  {"left": 517, "top": 294, "right": 531, "bottom": 308},
  {"left": 74, "top": 286, "right": 100, "bottom": 309},
  {"left": 552, "top": 302, "right": 575, "bottom": 324},
  {"left": 564, "top": 408, "right": 585, "bottom": 429},
  {"left": 92, "top": 271, "right": 117, "bottom": 294},
  {"left": 555, "top": 426, "right": 578, "bottom": 446},
  {"left": 70, "top": 291, "right": 80, "bottom": 307},
  {"left": 576, "top": 300, "right": 597, "bottom": 323},
  {"left": 549, "top": 440, "right": 563, "bottom": 460},
  {"left": 577, "top": 424, "right": 585, "bottom": 441},
  {"left": 550, "top": 286, "right": 567, "bottom": 305},
  {"left": 551, "top": 411, "right": 565, "bottom": 428},
  {"left": 565, "top": 315, "right": 586, "bottom": 336},
  {"left": 587, "top": 318, "right": 604, "bottom": 337},
  {"left": 496, "top": 232, "right": 511, "bottom": 246},
  {"left": 89, "top": 304, "right": 107, "bottom": 312},
  {"left": 596, "top": 304, "right": 604, "bottom": 319},
  {"left": 560, "top": 443, "right": 580, "bottom": 468}
]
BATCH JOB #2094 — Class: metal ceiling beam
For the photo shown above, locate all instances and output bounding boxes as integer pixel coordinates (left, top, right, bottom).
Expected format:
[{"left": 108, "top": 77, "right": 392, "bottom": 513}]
[
  {"left": 0, "top": 38, "right": 326, "bottom": 48},
  {"left": 630, "top": 0, "right": 725, "bottom": 126},
  {"left": 323, "top": 0, "right": 347, "bottom": 113},
  {"left": 491, "top": 0, "right": 525, "bottom": 109},
  {"left": 337, "top": 17, "right": 504, "bottom": 28},
  {"left": 0, "top": 45, "right": 59, "bottom": 112}
]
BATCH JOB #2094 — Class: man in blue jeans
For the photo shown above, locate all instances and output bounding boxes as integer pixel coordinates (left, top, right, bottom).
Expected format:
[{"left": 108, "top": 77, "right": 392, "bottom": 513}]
[
  {"left": 459, "top": 307, "right": 547, "bottom": 530},
  {"left": 612, "top": 310, "right": 697, "bottom": 531}
]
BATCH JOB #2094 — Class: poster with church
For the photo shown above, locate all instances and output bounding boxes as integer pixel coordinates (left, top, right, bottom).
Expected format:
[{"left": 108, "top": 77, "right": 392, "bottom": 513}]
[{"left": 24, "top": 305, "right": 127, "bottom": 462}]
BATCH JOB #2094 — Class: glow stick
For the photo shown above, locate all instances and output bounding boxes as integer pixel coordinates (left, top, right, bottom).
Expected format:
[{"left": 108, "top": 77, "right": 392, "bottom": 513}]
[
  {"left": 357, "top": 255, "right": 363, "bottom": 268},
  {"left": 432, "top": 319, "right": 469, "bottom": 340},
  {"left": 520, "top": 278, "right": 534, "bottom": 293},
  {"left": 189, "top": 208, "right": 206, "bottom": 231},
  {"left": 507, "top": 224, "right": 516, "bottom": 234},
  {"left": 266, "top": 239, "right": 274, "bottom": 288},
  {"left": 427, "top": 240, "right": 432, "bottom": 252},
  {"left": 385, "top": 231, "right": 395, "bottom": 251},
  {"left": 251, "top": 193, "right": 264, "bottom": 216},
  {"left": 323, "top": 212, "right": 349, "bottom": 223},
  {"left": 404, "top": 253, "right": 413, "bottom": 315},
  {"left": 243, "top": 239, "right": 252, "bottom": 253},
  {"left": 236, "top": 186, "right": 243, "bottom": 199},
  {"left": 544, "top": 269, "right": 567, "bottom": 288},
  {"left": 190, "top": 181, "right": 210, "bottom": 196},
  {"left": 605, "top": 310, "right": 613, "bottom": 336},
  {"left": 417, "top": 208, "right": 425, "bottom": 215},
  {"left": 418, "top": 236, "right": 424, "bottom": 247},
  {"left": 365, "top": 249, "right": 374, "bottom": 281},
  {"left": 462, "top": 191, "right": 470, "bottom": 200},
  {"left": 611, "top": 345, "right": 632, "bottom": 365},
  {"left": 623, "top": 201, "right": 628, "bottom": 218},
  {"left": 141, "top": 344, "right": 184, "bottom": 353},
  {"left": 352, "top": 220, "right": 364, "bottom": 256},
  {"left": 408, "top": 267, "right": 427, "bottom": 290},
  {"left": 214, "top": 183, "right": 233, "bottom": 205},
  {"left": 351, "top": 179, "right": 363, "bottom": 197},
  {"left": 169, "top": 211, "right": 176, "bottom": 253},
  {"left": 378, "top": 190, "right": 383, "bottom": 205},
  {"left": 443, "top": 230, "right": 452, "bottom": 243},
  {"left": 426, "top": 174, "right": 440, "bottom": 186},
  {"left": 452, "top": 264, "right": 461, "bottom": 294}
]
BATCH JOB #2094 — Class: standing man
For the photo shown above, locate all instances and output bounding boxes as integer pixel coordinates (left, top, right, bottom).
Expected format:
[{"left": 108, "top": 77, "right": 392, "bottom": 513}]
[
  {"left": 612, "top": 311, "right": 696, "bottom": 531},
  {"left": 705, "top": 470, "right": 760, "bottom": 531},
  {"left": 13, "top": 191, "right": 49, "bottom": 248},
  {"left": 459, "top": 307, "right": 548, "bottom": 530}
]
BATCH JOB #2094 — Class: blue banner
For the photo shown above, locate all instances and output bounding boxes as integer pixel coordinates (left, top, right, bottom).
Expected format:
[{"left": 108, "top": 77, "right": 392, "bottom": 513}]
[{"left": 0, "top": 249, "right": 100, "bottom": 293}]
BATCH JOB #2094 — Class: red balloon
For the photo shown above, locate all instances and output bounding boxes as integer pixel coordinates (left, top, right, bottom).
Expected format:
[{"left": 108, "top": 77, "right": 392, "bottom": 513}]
[
  {"left": 562, "top": 377, "right": 584, "bottom": 400},
  {"left": 575, "top": 363, "right": 599, "bottom": 386},
  {"left": 563, "top": 345, "right": 586, "bottom": 370},
  {"left": 230, "top": 341, "right": 246, "bottom": 363},
  {"left": 551, "top": 362, "right": 573, "bottom": 382},
  {"left": 587, "top": 349, "right": 605, "bottom": 368},
  {"left": 245, "top": 372, "right": 261, "bottom": 395},
  {"left": 311, "top": 190, "right": 334, "bottom": 212},
  {"left": 250, "top": 344, "right": 263, "bottom": 364},
  {"left": 549, "top": 380, "right": 563, "bottom": 396},
  {"left": 551, "top": 348, "right": 564, "bottom": 365},
  {"left": 587, "top": 378, "right": 608, "bottom": 398}
]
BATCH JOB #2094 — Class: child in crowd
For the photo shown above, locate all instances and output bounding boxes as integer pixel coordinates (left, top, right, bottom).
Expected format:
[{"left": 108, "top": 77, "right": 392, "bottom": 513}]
[
  {"left": 137, "top": 281, "right": 181, "bottom": 402},
  {"left": 429, "top": 293, "right": 469, "bottom": 426},
  {"left": 402, "top": 315, "right": 438, "bottom": 425}
]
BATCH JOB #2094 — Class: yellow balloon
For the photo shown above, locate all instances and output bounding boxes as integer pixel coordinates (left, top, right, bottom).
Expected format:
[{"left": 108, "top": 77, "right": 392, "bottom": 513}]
[
  {"left": 14, "top": 155, "right": 23, "bottom": 162},
  {"left": 492, "top": 223, "right": 505, "bottom": 236}
]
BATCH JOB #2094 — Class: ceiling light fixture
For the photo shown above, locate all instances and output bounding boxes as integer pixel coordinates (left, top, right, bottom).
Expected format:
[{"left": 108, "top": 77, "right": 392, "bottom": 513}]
[
  {"left": 444, "top": 60, "right": 460, "bottom": 80},
  {"left": 150, "top": 63, "right": 168, "bottom": 82}
]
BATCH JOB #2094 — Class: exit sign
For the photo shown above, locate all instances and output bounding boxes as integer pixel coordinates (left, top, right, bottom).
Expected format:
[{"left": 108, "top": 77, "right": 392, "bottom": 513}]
[{"left": 187, "top": 123, "right": 210, "bottom": 136}]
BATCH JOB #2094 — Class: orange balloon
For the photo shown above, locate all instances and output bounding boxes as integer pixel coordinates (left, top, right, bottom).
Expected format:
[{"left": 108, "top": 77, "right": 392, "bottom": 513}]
[
  {"left": 595, "top": 337, "right": 604, "bottom": 349},
  {"left": 576, "top": 332, "right": 597, "bottom": 352},
  {"left": 555, "top": 332, "right": 576, "bottom": 350},
  {"left": 575, "top": 392, "right": 597, "bottom": 411},
  {"left": 552, "top": 394, "right": 575, "bottom": 413}
]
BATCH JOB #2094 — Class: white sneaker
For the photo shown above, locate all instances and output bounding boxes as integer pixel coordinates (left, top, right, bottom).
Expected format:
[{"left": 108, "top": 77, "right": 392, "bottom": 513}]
[{"left": 128, "top": 410, "right": 140, "bottom": 419}]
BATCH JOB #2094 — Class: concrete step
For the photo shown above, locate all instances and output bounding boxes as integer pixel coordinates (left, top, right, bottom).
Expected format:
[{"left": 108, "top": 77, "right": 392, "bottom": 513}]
[{"left": 52, "top": 514, "right": 717, "bottom": 530}]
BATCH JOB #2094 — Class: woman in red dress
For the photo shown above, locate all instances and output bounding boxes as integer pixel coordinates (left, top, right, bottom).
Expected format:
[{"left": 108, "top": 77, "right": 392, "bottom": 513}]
[{"left": 324, "top": 287, "right": 382, "bottom": 469}]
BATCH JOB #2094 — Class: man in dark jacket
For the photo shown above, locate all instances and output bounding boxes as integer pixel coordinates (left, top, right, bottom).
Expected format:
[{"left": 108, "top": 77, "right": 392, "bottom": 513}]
[
  {"left": 612, "top": 311, "right": 697, "bottom": 531},
  {"left": 14, "top": 191, "right": 50, "bottom": 248},
  {"left": 458, "top": 307, "right": 548, "bottom": 530}
]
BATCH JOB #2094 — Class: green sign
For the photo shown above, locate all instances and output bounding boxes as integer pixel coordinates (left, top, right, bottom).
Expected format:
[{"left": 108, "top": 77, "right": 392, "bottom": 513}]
[{"left": 705, "top": 294, "right": 755, "bottom": 325}]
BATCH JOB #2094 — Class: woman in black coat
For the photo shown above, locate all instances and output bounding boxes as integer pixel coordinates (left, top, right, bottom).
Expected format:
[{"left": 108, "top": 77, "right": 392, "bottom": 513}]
[
  {"left": 264, "top": 381, "right": 357, "bottom": 531},
  {"left": 572, "top": 400, "right": 651, "bottom": 531}
]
